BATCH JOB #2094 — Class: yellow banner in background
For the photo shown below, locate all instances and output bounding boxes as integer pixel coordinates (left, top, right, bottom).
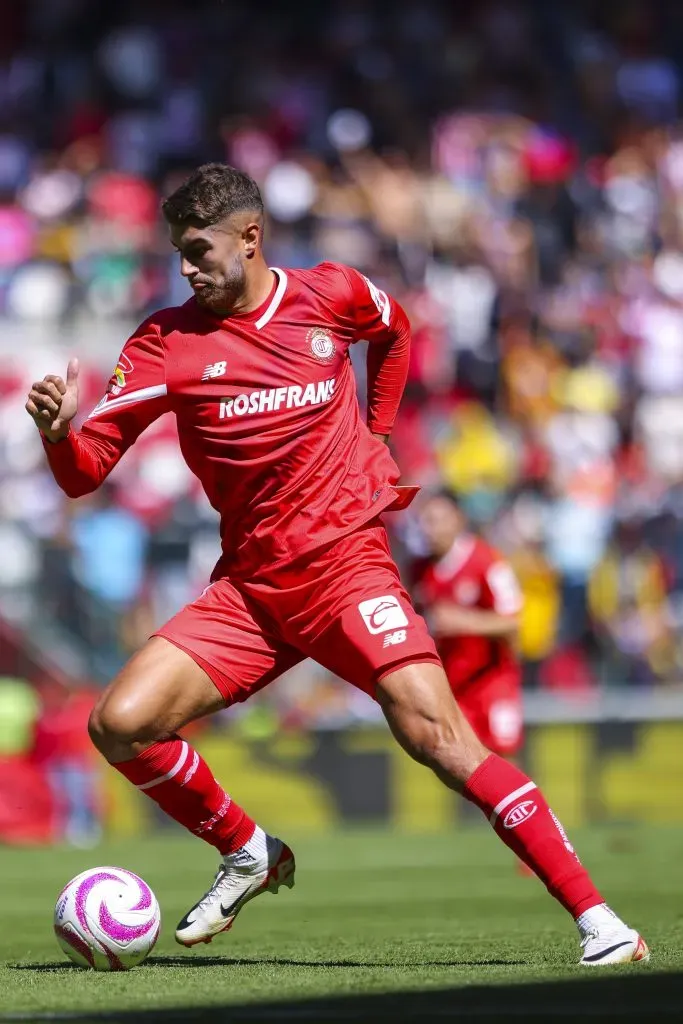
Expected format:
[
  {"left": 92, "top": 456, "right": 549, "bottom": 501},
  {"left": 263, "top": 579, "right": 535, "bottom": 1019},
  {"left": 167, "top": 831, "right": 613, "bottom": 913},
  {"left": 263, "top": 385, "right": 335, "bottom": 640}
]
[{"left": 102, "top": 721, "right": 683, "bottom": 836}]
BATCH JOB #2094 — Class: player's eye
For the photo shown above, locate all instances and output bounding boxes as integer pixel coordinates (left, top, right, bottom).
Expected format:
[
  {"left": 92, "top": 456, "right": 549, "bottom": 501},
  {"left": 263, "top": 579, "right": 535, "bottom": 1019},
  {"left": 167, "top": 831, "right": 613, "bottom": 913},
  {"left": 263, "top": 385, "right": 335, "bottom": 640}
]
[{"left": 185, "top": 246, "right": 210, "bottom": 262}]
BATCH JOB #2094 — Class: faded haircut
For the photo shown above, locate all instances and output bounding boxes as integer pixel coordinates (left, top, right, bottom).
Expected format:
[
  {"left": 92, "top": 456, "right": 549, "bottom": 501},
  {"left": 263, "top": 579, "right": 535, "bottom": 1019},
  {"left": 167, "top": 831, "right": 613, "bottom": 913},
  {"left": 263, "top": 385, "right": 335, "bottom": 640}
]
[{"left": 162, "top": 163, "right": 264, "bottom": 227}]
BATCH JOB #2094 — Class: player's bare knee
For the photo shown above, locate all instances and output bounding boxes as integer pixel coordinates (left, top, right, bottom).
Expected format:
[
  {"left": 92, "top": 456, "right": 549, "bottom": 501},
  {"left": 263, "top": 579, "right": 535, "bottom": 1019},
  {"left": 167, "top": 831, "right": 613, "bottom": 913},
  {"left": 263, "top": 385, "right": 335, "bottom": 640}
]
[
  {"left": 88, "top": 701, "right": 125, "bottom": 752},
  {"left": 88, "top": 694, "right": 160, "bottom": 754}
]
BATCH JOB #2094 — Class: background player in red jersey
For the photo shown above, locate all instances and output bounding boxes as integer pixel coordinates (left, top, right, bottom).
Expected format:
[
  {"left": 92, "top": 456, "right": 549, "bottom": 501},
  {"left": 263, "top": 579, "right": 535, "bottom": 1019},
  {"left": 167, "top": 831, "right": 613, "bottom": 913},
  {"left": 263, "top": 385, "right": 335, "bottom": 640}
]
[
  {"left": 25, "top": 164, "right": 647, "bottom": 965},
  {"left": 412, "top": 490, "right": 524, "bottom": 759}
]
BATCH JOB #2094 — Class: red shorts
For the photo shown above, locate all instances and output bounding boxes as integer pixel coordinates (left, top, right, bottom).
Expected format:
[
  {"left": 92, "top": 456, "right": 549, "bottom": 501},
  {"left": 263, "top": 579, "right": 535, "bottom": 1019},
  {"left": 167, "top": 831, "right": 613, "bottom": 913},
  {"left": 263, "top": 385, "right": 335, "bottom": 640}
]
[
  {"left": 155, "top": 520, "right": 440, "bottom": 705},
  {"left": 454, "top": 670, "right": 523, "bottom": 756}
]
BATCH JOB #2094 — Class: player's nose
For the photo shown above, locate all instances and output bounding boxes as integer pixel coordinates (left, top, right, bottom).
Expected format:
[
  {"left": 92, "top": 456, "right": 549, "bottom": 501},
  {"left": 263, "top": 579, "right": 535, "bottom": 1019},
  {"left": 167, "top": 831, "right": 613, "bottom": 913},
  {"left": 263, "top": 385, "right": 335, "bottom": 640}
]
[{"left": 180, "top": 257, "right": 197, "bottom": 278}]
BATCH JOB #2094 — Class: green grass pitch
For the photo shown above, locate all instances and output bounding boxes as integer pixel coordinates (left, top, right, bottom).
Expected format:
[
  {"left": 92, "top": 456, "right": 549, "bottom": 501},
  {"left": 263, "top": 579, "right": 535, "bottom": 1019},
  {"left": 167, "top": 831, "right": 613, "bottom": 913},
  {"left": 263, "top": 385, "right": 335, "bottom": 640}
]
[{"left": 1, "top": 827, "right": 682, "bottom": 1021}]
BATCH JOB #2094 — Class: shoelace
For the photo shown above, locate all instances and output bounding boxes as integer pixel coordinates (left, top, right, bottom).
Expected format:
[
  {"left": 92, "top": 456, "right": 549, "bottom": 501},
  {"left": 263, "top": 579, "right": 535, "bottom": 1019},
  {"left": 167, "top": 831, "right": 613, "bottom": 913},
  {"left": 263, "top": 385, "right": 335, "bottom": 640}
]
[
  {"left": 195, "top": 865, "right": 228, "bottom": 913},
  {"left": 195, "top": 857, "right": 260, "bottom": 913}
]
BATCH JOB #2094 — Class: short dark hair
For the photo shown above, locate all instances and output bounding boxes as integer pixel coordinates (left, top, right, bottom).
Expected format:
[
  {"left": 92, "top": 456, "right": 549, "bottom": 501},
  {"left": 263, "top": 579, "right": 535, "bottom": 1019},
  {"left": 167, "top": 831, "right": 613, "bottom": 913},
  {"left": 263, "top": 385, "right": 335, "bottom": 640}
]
[{"left": 161, "top": 163, "right": 264, "bottom": 227}]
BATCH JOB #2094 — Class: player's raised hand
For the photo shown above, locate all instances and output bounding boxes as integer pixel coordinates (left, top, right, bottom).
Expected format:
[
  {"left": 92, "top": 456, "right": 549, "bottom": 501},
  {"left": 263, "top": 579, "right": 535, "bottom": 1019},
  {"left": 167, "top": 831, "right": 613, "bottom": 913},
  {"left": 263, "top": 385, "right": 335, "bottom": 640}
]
[{"left": 25, "top": 358, "right": 80, "bottom": 442}]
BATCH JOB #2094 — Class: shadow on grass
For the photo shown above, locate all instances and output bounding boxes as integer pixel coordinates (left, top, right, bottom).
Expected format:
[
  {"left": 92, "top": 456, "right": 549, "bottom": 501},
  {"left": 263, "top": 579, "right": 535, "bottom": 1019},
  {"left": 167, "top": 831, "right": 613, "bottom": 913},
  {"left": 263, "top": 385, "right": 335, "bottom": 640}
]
[
  {"left": 2, "top": 970, "right": 682, "bottom": 1021},
  {"left": 11, "top": 955, "right": 526, "bottom": 970}
]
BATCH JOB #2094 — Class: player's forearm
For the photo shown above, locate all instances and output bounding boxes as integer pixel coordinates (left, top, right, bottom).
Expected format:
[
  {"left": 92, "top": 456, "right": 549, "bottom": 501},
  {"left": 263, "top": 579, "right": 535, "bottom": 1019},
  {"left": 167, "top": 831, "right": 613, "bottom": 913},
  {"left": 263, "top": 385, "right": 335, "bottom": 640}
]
[
  {"left": 41, "top": 429, "right": 113, "bottom": 498},
  {"left": 431, "top": 604, "right": 519, "bottom": 638},
  {"left": 365, "top": 315, "right": 410, "bottom": 437}
]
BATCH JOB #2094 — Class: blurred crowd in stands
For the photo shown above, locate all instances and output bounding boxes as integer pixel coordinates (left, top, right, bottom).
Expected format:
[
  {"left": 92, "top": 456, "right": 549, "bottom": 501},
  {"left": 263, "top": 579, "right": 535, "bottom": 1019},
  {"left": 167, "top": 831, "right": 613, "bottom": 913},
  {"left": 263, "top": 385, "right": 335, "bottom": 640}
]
[{"left": 4, "top": 0, "right": 683, "bottom": 751}]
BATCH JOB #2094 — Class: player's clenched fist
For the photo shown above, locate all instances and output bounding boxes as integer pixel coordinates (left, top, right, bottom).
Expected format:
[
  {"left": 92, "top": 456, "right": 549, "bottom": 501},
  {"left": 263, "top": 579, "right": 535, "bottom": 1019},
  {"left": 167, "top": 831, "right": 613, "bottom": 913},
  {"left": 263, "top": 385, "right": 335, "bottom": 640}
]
[{"left": 25, "top": 358, "right": 80, "bottom": 443}]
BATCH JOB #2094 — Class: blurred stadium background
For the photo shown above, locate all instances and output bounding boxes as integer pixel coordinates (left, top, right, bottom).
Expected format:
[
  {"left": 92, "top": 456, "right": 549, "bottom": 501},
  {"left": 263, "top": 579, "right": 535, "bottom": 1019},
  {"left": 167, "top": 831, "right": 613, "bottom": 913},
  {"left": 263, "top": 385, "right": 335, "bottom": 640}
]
[{"left": 1, "top": 0, "right": 683, "bottom": 847}]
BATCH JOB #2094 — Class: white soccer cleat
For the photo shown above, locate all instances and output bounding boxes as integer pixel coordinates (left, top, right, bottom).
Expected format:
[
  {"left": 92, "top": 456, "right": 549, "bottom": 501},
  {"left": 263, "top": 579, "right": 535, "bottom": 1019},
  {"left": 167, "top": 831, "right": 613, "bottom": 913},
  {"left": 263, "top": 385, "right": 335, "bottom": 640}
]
[
  {"left": 579, "top": 925, "right": 649, "bottom": 966},
  {"left": 175, "top": 834, "right": 295, "bottom": 947}
]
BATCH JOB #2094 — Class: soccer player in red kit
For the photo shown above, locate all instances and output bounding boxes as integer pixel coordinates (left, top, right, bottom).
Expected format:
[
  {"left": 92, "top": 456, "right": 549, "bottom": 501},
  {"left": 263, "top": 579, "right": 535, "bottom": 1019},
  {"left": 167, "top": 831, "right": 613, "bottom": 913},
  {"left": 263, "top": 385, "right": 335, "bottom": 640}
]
[
  {"left": 412, "top": 490, "right": 524, "bottom": 759},
  {"left": 26, "top": 164, "right": 647, "bottom": 965}
]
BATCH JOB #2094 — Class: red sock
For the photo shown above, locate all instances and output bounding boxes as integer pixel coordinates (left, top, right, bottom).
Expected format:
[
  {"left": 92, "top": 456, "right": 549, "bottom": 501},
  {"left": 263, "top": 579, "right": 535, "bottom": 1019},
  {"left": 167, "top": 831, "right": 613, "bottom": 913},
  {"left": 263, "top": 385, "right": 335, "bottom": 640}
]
[
  {"left": 113, "top": 737, "right": 255, "bottom": 855},
  {"left": 464, "top": 754, "right": 603, "bottom": 918}
]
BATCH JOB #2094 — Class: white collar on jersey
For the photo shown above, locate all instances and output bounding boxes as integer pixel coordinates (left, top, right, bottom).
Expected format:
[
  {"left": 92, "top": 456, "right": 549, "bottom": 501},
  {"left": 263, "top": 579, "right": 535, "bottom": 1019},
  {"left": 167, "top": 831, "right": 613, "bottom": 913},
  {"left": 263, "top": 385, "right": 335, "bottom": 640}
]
[
  {"left": 255, "top": 267, "right": 288, "bottom": 330},
  {"left": 433, "top": 533, "right": 476, "bottom": 581}
]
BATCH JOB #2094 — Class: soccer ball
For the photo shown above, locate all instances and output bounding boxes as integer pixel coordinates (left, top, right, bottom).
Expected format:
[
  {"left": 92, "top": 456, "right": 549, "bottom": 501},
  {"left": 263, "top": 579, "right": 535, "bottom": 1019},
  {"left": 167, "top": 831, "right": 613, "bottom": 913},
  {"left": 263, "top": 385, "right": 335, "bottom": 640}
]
[{"left": 54, "top": 866, "right": 160, "bottom": 971}]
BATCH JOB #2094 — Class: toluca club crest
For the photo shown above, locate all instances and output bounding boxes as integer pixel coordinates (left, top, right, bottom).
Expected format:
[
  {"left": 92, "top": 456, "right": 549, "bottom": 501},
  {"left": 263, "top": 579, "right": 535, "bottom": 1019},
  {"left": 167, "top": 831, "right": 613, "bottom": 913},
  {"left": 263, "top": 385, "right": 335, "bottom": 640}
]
[{"left": 307, "top": 327, "right": 336, "bottom": 363}]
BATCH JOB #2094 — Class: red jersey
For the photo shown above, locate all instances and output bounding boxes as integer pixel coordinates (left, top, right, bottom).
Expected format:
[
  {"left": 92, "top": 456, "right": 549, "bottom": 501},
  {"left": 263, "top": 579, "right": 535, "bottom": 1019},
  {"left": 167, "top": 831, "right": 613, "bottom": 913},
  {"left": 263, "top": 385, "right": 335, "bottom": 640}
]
[
  {"left": 412, "top": 535, "right": 523, "bottom": 690},
  {"left": 43, "top": 263, "right": 410, "bottom": 579}
]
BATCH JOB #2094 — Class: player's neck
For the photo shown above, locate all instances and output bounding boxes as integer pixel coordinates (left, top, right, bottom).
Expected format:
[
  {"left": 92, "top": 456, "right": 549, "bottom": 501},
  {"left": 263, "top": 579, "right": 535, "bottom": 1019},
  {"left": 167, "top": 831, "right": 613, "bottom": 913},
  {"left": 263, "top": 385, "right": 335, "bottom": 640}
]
[{"left": 229, "top": 262, "right": 276, "bottom": 317}]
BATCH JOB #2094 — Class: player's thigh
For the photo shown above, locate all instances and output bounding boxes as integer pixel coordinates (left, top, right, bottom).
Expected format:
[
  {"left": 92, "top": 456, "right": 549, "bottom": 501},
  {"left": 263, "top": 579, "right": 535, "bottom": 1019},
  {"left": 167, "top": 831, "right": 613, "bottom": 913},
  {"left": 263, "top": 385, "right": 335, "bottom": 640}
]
[
  {"left": 90, "top": 635, "right": 223, "bottom": 748},
  {"left": 92, "top": 578, "right": 301, "bottom": 744}
]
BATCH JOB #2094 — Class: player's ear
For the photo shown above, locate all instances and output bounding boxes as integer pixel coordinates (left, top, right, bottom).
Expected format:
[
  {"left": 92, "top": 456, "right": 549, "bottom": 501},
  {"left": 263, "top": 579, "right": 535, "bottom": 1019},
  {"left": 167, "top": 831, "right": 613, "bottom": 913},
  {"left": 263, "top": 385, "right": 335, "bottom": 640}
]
[{"left": 242, "top": 220, "right": 261, "bottom": 259}]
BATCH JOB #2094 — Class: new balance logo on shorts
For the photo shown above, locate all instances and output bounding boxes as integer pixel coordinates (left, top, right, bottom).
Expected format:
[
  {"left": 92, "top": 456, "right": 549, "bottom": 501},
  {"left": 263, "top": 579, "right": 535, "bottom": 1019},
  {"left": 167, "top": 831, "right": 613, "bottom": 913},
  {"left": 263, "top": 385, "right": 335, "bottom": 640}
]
[
  {"left": 358, "top": 595, "right": 409, "bottom": 635},
  {"left": 383, "top": 629, "right": 407, "bottom": 647}
]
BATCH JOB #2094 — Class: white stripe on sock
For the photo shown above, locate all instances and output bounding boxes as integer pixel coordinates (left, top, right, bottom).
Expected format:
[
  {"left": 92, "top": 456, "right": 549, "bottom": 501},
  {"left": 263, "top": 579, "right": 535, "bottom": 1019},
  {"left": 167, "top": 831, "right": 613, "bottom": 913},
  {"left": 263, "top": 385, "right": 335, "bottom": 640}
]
[
  {"left": 138, "top": 740, "right": 190, "bottom": 790},
  {"left": 489, "top": 780, "right": 537, "bottom": 824}
]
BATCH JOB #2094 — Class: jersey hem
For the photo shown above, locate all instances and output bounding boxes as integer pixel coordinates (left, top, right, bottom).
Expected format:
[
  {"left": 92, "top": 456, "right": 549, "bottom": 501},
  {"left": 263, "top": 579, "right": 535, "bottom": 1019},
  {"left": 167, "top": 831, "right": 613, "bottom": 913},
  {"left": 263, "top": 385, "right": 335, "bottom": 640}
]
[{"left": 211, "top": 486, "right": 400, "bottom": 581}]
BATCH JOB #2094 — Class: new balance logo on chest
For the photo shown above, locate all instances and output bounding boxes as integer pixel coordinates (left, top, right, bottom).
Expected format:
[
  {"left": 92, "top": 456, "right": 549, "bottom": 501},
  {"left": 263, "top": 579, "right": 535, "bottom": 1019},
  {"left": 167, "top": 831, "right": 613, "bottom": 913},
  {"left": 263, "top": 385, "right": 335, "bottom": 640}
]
[
  {"left": 202, "top": 361, "right": 227, "bottom": 380},
  {"left": 219, "top": 378, "right": 336, "bottom": 419}
]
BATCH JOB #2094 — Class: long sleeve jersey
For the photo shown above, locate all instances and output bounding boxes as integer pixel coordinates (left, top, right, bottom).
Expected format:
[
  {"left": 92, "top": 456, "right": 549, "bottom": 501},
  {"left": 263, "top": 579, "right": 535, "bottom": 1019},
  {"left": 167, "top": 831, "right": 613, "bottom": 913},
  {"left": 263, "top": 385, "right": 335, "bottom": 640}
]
[{"left": 44, "top": 262, "right": 411, "bottom": 580}]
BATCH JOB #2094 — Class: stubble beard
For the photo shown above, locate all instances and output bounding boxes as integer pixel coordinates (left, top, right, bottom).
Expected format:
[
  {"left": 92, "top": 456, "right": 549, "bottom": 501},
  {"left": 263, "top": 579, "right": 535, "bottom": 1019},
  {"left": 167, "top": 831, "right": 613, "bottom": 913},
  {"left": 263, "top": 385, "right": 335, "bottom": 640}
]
[{"left": 195, "top": 255, "right": 247, "bottom": 315}]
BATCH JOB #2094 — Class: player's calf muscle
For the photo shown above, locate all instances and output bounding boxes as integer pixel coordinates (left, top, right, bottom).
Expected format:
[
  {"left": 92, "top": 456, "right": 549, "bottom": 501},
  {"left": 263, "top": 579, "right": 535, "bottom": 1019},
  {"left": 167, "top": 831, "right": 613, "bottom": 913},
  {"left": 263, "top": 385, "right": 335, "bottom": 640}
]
[
  {"left": 376, "top": 663, "right": 489, "bottom": 788},
  {"left": 395, "top": 713, "right": 487, "bottom": 788}
]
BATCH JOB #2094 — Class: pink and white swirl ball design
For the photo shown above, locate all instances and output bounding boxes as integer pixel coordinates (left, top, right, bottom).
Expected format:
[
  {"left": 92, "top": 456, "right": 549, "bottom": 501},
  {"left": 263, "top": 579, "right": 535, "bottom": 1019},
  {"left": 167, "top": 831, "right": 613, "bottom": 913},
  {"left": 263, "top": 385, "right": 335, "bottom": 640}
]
[{"left": 54, "top": 867, "right": 160, "bottom": 971}]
